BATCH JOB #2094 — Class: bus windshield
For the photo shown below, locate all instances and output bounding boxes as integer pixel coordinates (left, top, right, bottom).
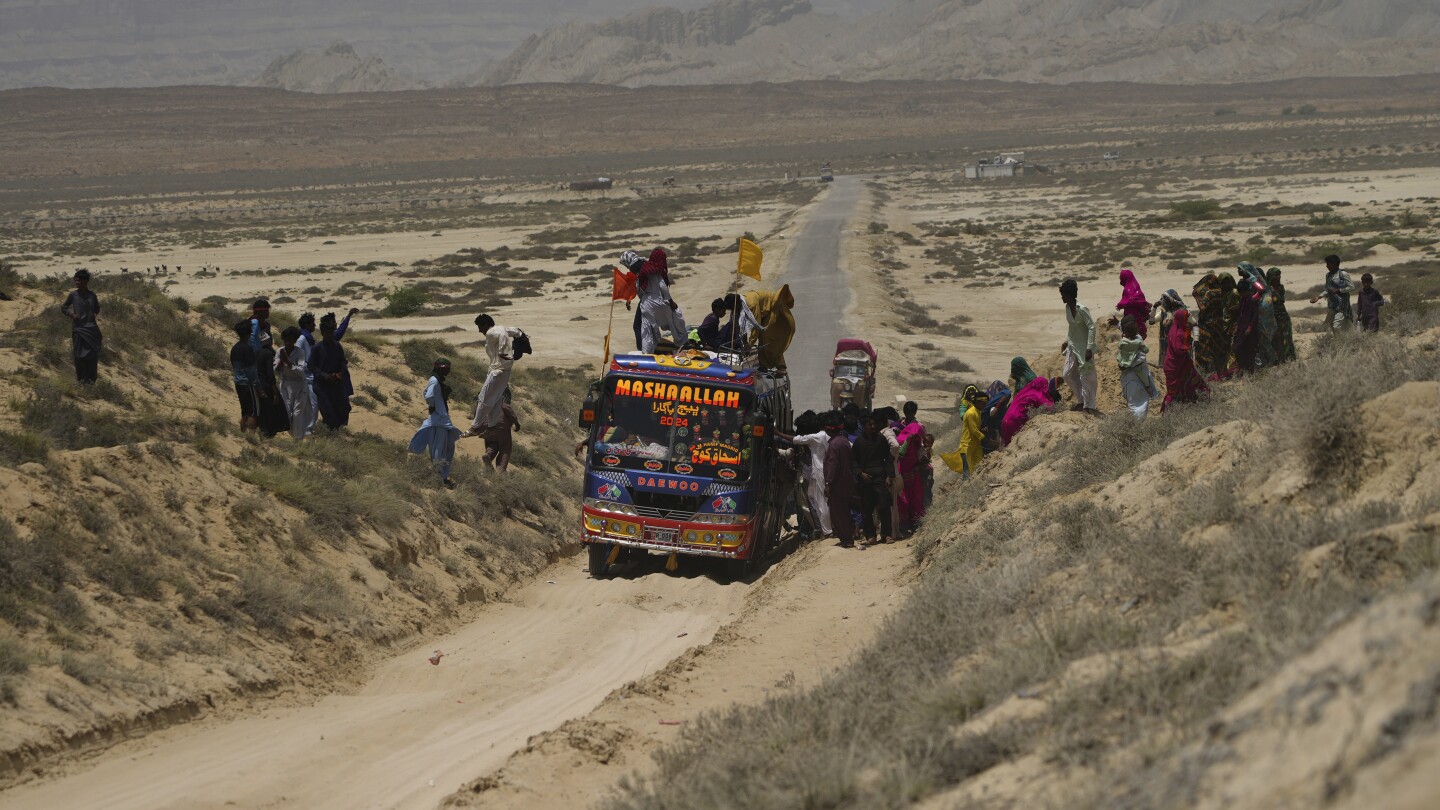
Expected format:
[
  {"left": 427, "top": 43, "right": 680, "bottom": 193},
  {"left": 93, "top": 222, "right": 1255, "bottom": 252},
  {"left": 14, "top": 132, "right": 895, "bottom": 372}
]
[{"left": 590, "top": 376, "right": 754, "bottom": 482}]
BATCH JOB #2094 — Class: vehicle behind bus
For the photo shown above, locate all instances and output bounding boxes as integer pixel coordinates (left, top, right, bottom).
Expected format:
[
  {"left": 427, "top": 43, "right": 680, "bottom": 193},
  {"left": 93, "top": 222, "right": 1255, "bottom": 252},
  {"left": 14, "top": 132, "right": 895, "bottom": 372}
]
[{"left": 577, "top": 352, "right": 793, "bottom": 577}]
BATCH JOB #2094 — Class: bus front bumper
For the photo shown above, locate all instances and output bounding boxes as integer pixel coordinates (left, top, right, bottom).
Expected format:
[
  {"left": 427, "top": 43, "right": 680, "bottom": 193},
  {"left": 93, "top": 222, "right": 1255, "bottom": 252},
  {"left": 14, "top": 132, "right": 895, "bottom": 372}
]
[{"left": 582, "top": 510, "right": 752, "bottom": 559}]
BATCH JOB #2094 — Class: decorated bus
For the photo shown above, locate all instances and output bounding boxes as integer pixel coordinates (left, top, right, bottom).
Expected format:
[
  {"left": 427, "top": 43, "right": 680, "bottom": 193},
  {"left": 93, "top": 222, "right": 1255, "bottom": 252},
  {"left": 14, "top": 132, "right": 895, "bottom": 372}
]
[{"left": 577, "top": 351, "right": 794, "bottom": 577}]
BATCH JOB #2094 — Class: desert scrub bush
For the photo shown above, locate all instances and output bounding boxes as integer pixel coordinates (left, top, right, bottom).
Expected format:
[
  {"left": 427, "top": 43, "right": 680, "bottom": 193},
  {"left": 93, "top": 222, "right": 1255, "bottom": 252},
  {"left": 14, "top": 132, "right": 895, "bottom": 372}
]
[
  {"left": 933, "top": 357, "right": 974, "bottom": 374},
  {"left": 234, "top": 441, "right": 416, "bottom": 535},
  {"left": 345, "top": 330, "right": 387, "bottom": 353},
  {"left": 1165, "top": 199, "right": 1223, "bottom": 221},
  {"left": 399, "top": 338, "right": 486, "bottom": 403},
  {"left": 236, "top": 568, "right": 351, "bottom": 632},
  {"left": 0, "top": 429, "right": 49, "bottom": 466},
  {"left": 896, "top": 300, "right": 939, "bottom": 331},
  {"left": 381, "top": 286, "right": 429, "bottom": 317},
  {"left": 0, "top": 634, "right": 32, "bottom": 675}
]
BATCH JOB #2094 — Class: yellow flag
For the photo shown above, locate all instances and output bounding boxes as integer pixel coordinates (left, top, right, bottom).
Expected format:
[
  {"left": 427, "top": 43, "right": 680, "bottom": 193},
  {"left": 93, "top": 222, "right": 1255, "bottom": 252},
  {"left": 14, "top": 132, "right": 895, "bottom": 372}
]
[{"left": 737, "top": 238, "right": 763, "bottom": 281}]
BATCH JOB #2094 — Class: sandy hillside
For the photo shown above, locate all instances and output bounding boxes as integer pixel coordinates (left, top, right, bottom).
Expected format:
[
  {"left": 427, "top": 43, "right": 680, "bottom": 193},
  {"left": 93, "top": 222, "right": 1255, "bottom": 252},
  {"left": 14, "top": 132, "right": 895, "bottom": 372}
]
[
  {"left": 0, "top": 267, "right": 589, "bottom": 788},
  {"left": 597, "top": 295, "right": 1440, "bottom": 808}
]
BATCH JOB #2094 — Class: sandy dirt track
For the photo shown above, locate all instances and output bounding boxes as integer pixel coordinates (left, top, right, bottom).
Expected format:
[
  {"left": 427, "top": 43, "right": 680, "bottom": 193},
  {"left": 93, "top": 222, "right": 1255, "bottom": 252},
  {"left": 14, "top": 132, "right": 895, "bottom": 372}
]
[{"left": 0, "top": 560, "right": 748, "bottom": 810}]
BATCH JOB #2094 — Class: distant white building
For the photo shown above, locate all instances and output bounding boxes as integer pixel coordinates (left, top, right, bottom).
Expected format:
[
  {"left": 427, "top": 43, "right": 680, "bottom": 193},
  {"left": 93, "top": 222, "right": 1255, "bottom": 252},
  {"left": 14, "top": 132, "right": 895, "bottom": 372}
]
[{"left": 965, "top": 152, "right": 1028, "bottom": 179}]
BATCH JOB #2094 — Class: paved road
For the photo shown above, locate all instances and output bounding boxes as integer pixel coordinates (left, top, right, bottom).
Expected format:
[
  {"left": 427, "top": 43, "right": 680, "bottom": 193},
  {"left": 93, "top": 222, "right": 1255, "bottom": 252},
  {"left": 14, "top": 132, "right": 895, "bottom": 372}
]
[{"left": 781, "top": 176, "right": 863, "bottom": 411}]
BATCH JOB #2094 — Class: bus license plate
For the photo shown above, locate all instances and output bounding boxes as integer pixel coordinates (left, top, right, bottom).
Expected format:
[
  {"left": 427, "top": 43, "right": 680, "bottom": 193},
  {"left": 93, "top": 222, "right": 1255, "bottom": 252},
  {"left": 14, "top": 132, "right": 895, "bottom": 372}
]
[{"left": 646, "top": 528, "right": 677, "bottom": 545}]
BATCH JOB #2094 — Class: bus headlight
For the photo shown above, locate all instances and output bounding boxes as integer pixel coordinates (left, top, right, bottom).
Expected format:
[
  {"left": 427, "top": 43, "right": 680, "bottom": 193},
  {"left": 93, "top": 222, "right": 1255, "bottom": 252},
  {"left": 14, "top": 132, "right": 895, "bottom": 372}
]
[
  {"left": 693, "top": 513, "right": 746, "bottom": 525},
  {"left": 585, "top": 498, "right": 638, "bottom": 516}
]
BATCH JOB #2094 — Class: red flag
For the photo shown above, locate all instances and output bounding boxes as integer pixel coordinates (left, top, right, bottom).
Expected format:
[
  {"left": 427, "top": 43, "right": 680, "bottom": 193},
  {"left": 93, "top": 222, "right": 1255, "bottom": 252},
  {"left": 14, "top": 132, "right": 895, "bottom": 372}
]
[{"left": 612, "top": 267, "right": 638, "bottom": 302}]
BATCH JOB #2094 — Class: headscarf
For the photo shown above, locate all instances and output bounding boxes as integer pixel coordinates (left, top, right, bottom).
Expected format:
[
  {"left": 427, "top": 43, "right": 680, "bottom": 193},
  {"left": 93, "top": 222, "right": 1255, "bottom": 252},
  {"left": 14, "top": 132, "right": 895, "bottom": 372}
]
[
  {"left": 1166, "top": 308, "right": 1193, "bottom": 358},
  {"left": 1117, "top": 268, "right": 1148, "bottom": 310},
  {"left": 638, "top": 248, "right": 670, "bottom": 283},
  {"left": 619, "top": 250, "right": 645, "bottom": 272},
  {"left": 1266, "top": 268, "right": 1285, "bottom": 300},
  {"left": 1010, "top": 356, "right": 1038, "bottom": 388},
  {"left": 1000, "top": 377, "right": 1054, "bottom": 447},
  {"left": 1159, "top": 289, "right": 1184, "bottom": 312},
  {"left": 1238, "top": 262, "right": 1269, "bottom": 295},
  {"left": 1191, "top": 273, "right": 1218, "bottom": 302}
]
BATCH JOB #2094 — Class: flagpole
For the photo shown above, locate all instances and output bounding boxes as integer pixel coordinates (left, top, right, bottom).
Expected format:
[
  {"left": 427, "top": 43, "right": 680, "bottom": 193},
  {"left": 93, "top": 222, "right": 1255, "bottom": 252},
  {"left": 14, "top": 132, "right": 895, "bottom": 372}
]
[
  {"left": 603, "top": 297, "right": 618, "bottom": 374},
  {"left": 730, "top": 237, "right": 744, "bottom": 352}
]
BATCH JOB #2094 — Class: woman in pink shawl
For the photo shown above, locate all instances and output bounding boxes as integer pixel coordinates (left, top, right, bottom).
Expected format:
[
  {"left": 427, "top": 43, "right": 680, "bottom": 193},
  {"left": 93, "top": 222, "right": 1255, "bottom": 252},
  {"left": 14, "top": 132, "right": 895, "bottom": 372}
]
[
  {"left": 1161, "top": 309, "right": 1208, "bottom": 411},
  {"left": 895, "top": 401, "right": 927, "bottom": 531},
  {"left": 1000, "top": 377, "right": 1058, "bottom": 446},
  {"left": 1115, "top": 269, "right": 1150, "bottom": 339}
]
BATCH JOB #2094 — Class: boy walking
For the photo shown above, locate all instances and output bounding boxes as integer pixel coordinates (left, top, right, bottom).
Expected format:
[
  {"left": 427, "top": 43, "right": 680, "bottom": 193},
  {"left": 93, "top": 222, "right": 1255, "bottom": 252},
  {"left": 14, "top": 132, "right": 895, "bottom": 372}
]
[
  {"left": 409, "top": 359, "right": 462, "bottom": 488},
  {"left": 482, "top": 390, "right": 522, "bottom": 472},
  {"left": 1356, "top": 273, "right": 1386, "bottom": 332},
  {"left": 1310, "top": 255, "right": 1355, "bottom": 333}
]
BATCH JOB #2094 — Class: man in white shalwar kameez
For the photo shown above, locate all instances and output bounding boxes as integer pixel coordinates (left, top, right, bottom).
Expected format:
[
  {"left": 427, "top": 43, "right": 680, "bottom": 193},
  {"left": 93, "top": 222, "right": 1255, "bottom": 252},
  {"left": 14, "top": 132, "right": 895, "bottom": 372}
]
[
  {"left": 275, "top": 326, "right": 314, "bottom": 440},
  {"left": 466, "top": 314, "right": 524, "bottom": 435},
  {"left": 1060, "top": 278, "right": 1100, "bottom": 413},
  {"left": 634, "top": 248, "right": 687, "bottom": 354},
  {"left": 782, "top": 419, "right": 833, "bottom": 538}
]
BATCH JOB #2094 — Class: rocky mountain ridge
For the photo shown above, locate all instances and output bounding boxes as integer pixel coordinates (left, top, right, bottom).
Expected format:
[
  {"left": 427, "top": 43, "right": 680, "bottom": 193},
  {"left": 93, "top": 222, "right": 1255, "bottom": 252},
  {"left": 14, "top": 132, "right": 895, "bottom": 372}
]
[
  {"left": 251, "top": 42, "right": 420, "bottom": 94},
  {"left": 479, "top": 0, "right": 1440, "bottom": 86}
]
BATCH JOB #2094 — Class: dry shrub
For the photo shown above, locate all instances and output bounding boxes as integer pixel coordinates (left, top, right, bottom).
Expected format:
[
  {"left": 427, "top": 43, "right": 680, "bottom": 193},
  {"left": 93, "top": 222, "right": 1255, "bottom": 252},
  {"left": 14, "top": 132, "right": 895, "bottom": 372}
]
[
  {"left": 237, "top": 568, "right": 351, "bottom": 632},
  {"left": 0, "top": 429, "right": 49, "bottom": 466},
  {"left": 0, "top": 634, "right": 31, "bottom": 676}
]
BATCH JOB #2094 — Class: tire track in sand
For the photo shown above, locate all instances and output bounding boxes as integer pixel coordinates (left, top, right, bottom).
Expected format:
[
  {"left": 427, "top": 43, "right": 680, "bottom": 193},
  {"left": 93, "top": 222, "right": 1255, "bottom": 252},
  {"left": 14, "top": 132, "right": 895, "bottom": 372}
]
[{"left": 0, "top": 561, "right": 748, "bottom": 810}]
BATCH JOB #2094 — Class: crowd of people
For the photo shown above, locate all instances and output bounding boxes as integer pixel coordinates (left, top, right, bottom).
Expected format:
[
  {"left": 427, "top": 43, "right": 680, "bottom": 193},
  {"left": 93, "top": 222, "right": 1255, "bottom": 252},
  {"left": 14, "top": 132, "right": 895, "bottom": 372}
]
[
  {"left": 229, "top": 299, "right": 357, "bottom": 439},
  {"left": 951, "top": 255, "right": 1387, "bottom": 458},
  {"left": 777, "top": 402, "right": 935, "bottom": 548},
  {"left": 228, "top": 298, "right": 530, "bottom": 489},
  {"left": 53, "top": 246, "right": 1388, "bottom": 505}
]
